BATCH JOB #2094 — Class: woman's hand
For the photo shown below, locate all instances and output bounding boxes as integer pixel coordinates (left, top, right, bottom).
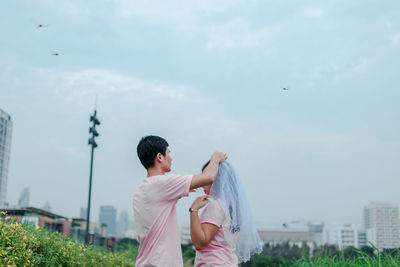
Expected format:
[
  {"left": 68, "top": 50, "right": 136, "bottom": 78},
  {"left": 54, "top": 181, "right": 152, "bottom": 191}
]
[
  {"left": 191, "top": 195, "right": 209, "bottom": 211},
  {"left": 190, "top": 195, "right": 219, "bottom": 250}
]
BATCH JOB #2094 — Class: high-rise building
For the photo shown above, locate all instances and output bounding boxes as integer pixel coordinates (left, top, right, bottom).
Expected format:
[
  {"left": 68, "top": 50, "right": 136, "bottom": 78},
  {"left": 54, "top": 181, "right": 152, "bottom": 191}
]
[
  {"left": 117, "top": 210, "right": 130, "bottom": 237},
  {"left": 358, "top": 230, "right": 367, "bottom": 248},
  {"left": 99, "top": 205, "right": 117, "bottom": 235},
  {"left": 18, "top": 187, "right": 30, "bottom": 207},
  {"left": 0, "top": 108, "right": 13, "bottom": 207},
  {"left": 363, "top": 202, "right": 400, "bottom": 249},
  {"left": 80, "top": 207, "right": 87, "bottom": 219},
  {"left": 42, "top": 201, "right": 51, "bottom": 212},
  {"left": 322, "top": 223, "right": 358, "bottom": 249},
  {"left": 181, "top": 226, "right": 191, "bottom": 245},
  {"left": 308, "top": 221, "right": 324, "bottom": 245}
]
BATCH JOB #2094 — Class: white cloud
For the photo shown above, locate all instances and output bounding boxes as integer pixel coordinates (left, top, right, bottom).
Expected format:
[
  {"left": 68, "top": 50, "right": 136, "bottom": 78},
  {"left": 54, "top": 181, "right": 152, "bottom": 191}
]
[
  {"left": 112, "top": 0, "right": 239, "bottom": 21},
  {"left": 61, "top": 146, "right": 80, "bottom": 156},
  {"left": 205, "top": 20, "right": 269, "bottom": 50},
  {"left": 302, "top": 7, "right": 324, "bottom": 18},
  {"left": 33, "top": 68, "right": 200, "bottom": 106},
  {"left": 390, "top": 33, "right": 400, "bottom": 45}
]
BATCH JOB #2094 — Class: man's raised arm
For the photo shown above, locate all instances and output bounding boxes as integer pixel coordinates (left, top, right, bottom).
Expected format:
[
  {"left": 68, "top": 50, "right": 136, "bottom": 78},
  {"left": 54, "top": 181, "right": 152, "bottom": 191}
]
[{"left": 190, "top": 151, "right": 227, "bottom": 190}]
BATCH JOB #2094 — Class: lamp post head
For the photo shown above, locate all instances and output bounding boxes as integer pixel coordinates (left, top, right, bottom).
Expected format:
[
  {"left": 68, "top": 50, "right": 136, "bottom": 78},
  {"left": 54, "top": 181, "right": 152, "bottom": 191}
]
[
  {"left": 88, "top": 137, "right": 98, "bottom": 148},
  {"left": 90, "top": 115, "right": 101, "bottom": 126},
  {"left": 89, "top": 127, "right": 99, "bottom": 137}
]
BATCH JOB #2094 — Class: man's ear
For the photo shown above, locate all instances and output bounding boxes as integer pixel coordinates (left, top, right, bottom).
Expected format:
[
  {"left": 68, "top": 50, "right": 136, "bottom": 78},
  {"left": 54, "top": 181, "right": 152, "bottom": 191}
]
[{"left": 156, "top": 152, "right": 163, "bottom": 162}]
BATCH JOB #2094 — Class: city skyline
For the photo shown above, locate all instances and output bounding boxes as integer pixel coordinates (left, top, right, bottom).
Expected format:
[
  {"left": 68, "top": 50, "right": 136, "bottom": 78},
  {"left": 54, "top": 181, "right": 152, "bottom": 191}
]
[{"left": 1, "top": 1, "right": 400, "bottom": 229}]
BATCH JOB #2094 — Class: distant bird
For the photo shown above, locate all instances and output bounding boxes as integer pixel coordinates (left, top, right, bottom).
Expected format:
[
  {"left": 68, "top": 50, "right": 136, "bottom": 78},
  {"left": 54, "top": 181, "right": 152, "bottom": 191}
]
[
  {"left": 37, "top": 24, "right": 47, "bottom": 28},
  {"left": 52, "top": 52, "right": 60, "bottom": 56},
  {"left": 31, "top": 19, "right": 48, "bottom": 28},
  {"left": 283, "top": 87, "right": 289, "bottom": 91},
  {"left": 282, "top": 223, "right": 288, "bottom": 228}
]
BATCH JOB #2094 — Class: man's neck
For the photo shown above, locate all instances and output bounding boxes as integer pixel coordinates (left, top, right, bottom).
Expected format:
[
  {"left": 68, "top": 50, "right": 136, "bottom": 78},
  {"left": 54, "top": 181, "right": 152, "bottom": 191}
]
[{"left": 147, "top": 166, "right": 165, "bottom": 177}]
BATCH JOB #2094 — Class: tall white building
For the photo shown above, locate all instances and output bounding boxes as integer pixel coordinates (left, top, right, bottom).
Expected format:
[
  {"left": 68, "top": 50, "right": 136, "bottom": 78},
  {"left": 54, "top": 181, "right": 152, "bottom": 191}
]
[
  {"left": 308, "top": 221, "right": 324, "bottom": 245},
  {"left": 0, "top": 108, "right": 13, "bottom": 207},
  {"left": 358, "top": 230, "right": 367, "bottom": 248},
  {"left": 180, "top": 226, "right": 191, "bottom": 245},
  {"left": 323, "top": 224, "right": 358, "bottom": 249},
  {"left": 363, "top": 202, "right": 400, "bottom": 249}
]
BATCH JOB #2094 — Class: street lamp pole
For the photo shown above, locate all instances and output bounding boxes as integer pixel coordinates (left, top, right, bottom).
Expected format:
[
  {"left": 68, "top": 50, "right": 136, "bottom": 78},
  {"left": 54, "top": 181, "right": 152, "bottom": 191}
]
[{"left": 85, "top": 110, "right": 100, "bottom": 244}]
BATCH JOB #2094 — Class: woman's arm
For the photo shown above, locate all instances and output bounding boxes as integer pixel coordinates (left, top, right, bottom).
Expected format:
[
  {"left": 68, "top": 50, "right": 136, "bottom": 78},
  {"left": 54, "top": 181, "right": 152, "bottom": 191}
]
[{"left": 190, "top": 196, "right": 220, "bottom": 250}]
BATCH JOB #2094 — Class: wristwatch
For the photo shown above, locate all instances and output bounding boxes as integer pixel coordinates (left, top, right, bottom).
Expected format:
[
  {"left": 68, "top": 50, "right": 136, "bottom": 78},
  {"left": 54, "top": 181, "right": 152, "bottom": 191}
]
[{"left": 189, "top": 207, "right": 198, "bottom": 213}]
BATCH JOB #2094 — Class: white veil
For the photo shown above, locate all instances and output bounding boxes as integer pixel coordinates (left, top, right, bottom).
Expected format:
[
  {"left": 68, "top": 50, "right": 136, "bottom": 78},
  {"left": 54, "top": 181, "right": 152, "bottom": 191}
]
[{"left": 210, "top": 161, "right": 262, "bottom": 263}]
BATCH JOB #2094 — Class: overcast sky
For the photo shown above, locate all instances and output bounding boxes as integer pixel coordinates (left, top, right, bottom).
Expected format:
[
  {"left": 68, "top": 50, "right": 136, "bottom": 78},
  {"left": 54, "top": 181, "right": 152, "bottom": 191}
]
[{"left": 1, "top": 0, "right": 399, "bottom": 229}]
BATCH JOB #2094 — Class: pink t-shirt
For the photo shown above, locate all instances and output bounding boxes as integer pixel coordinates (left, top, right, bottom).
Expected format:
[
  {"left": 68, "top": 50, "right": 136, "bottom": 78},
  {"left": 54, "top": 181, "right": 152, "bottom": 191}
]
[
  {"left": 133, "top": 174, "right": 192, "bottom": 267},
  {"left": 194, "top": 199, "right": 238, "bottom": 267}
]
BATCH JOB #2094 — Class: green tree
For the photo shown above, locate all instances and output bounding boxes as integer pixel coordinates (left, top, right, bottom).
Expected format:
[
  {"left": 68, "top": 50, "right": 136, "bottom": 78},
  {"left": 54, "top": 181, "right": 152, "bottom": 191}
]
[{"left": 114, "top": 237, "right": 139, "bottom": 261}]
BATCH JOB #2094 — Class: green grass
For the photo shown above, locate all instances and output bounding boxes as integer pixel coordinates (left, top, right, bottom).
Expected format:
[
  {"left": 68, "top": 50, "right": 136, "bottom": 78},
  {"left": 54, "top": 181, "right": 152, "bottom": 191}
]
[
  {"left": 243, "top": 247, "right": 400, "bottom": 267},
  {"left": 0, "top": 215, "right": 134, "bottom": 266},
  {"left": 291, "top": 254, "right": 400, "bottom": 267},
  {"left": 291, "top": 244, "right": 400, "bottom": 267}
]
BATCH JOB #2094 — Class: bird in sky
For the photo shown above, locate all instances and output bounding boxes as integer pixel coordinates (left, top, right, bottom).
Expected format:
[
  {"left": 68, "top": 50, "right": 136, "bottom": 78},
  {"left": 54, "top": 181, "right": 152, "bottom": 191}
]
[
  {"left": 31, "top": 19, "right": 48, "bottom": 28},
  {"left": 51, "top": 52, "right": 60, "bottom": 56},
  {"left": 283, "top": 87, "right": 289, "bottom": 91}
]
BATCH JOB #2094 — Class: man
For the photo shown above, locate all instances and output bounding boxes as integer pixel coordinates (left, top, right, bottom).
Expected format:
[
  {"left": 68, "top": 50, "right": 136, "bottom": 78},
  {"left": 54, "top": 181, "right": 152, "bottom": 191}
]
[{"left": 133, "top": 135, "right": 227, "bottom": 267}]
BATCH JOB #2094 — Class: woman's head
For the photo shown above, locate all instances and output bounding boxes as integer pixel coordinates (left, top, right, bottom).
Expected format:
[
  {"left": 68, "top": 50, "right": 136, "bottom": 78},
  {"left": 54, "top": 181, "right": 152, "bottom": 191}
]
[
  {"left": 207, "top": 161, "right": 241, "bottom": 233},
  {"left": 202, "top": 161, "right": 262, "bottom": 261}
]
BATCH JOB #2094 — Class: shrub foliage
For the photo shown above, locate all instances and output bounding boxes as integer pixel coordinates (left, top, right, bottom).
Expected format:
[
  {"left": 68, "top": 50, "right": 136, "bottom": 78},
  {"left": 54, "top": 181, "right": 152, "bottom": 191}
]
[{"left": 0, "top": 216, "right": 134, "bottom": 266}]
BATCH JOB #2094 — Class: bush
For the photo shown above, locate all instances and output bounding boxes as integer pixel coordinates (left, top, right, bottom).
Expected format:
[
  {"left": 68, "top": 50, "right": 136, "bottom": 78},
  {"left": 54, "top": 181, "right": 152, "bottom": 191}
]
[
  {"left": 0, "top": 216, "right": 134, "bottom": 266},
  {"left": 114, "top": 238, "right": 139, "bottom": 262},
  {"left": 251, "top": 255, "right": 287, "bottom": 267}
]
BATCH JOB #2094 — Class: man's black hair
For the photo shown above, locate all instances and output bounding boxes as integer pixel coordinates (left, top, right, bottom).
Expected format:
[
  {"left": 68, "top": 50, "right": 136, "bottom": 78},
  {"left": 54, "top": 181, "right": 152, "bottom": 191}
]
[{"left": 137, "top": 135, "right": 169, "bottom": 169}]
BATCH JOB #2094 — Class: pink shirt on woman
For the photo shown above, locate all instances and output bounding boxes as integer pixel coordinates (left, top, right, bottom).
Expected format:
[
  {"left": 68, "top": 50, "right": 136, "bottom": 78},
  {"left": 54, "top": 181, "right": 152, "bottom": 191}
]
[
  {"left": 194, "top": 199, "right": 238, "bottom": 267},
  {"left": 133, "top": 174, "right": 192, "bottom": 267}
]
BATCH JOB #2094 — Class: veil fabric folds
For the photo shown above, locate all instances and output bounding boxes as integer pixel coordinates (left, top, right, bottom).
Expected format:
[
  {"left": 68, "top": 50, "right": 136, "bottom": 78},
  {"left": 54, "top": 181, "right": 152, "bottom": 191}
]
[{"left": 210, "top": 161, "right": 262, "bottom": 263}]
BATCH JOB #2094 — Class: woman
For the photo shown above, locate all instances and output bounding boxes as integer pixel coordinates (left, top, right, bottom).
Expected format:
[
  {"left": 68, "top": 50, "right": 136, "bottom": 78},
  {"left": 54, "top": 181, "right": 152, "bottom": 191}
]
[{"left": 190, "top": 161, "right": 262, "bottom": 266}]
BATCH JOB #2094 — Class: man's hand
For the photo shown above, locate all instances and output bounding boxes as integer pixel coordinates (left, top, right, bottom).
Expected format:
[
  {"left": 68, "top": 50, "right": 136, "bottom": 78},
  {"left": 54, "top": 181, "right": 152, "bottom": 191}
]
[
  {"left": 211, "top": 151, "right": 227, "bottom": 163},
  {"left": 190, "top": 151, "right": 227, "bottom": 191}
]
